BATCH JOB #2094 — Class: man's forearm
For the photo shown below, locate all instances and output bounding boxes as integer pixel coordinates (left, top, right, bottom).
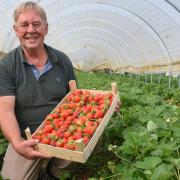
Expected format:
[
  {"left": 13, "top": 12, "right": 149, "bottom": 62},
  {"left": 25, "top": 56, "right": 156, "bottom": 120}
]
[
  {"left": 0, "top": 112, "right": 22, "bottom": 146},
  {"left": 0, "top": 96, "right": 22, "bottom": 146}
]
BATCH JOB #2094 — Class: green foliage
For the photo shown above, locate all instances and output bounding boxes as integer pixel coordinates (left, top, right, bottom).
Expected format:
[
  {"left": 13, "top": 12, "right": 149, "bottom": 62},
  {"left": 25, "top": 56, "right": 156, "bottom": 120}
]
[
  {"left": 0, "top": 131, "right": 8, "bottom": 156},
  {"left": 74, "top": 71, "right": 180, "bottom": 180},
  {"left": 0, "top": 131, "right": 8, "bottom": 171}
]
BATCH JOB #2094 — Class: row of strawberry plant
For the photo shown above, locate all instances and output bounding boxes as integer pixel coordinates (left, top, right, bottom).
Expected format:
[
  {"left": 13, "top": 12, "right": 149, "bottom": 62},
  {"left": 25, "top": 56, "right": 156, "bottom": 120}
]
[{"left": 73, "top": 71, "right": 180, "bottom": 180}]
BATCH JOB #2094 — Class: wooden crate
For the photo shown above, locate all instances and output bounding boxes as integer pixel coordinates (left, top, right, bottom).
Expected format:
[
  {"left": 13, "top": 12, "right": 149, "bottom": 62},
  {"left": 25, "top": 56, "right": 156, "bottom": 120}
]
[{"left": 25, "top": 80, "right": 120, "bottom": 163}]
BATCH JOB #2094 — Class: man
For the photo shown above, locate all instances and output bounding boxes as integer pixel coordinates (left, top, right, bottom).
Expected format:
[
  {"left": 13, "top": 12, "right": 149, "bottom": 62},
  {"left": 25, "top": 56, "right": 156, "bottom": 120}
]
[{"left": 0, "top": 1, "right": 76, "bottom": 180}]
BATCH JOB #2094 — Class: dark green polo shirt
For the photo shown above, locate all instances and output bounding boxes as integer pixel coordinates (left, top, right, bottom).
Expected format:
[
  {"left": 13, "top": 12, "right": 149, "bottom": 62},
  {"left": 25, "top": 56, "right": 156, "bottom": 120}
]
[{"left": 0, "top": 45, "right": 76, "bottom": 137}]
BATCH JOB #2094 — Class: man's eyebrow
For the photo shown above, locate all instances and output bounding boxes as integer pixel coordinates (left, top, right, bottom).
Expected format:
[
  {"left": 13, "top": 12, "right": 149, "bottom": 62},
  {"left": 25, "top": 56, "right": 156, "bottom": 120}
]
[{"left": 19, "top": 20, "right": 42, "bottom": 24}]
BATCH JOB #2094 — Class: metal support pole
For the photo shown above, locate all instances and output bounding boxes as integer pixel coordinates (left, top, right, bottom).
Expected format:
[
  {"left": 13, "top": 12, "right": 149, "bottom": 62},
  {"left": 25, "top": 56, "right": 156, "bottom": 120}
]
[
  {"left": 178, "top": 75, "right": 180, "bottom": 88},
  {"left": 138, "top": 74, "right": 140, "bottom": 81},
  {"left": 136, "top": 74, "right": 138, "bottom": 80},
  {"left": 145, "top": 74, "right": 148, "bottom": 83},
  {"left": 158, "top": 73, "right": 161, "bottom": 84},
  {"left": 150, "top": 74, "right": 153, "bottom": 84},
  {"left": 168, "top": 73, "right": 172, "bottom": 87}
]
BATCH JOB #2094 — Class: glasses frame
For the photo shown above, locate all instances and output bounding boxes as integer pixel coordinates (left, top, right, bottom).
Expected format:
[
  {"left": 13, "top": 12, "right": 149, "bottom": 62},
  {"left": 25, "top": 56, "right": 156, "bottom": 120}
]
[{"left": 16, "top": 21, "right": 45, "bottom": 31}]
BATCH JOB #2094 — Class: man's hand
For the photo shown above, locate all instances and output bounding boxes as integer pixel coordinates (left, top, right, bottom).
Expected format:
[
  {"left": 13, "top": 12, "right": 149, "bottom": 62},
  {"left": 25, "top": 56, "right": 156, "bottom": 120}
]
[{"left": 13, "top": 139, "right": 52, "bottom": 160}]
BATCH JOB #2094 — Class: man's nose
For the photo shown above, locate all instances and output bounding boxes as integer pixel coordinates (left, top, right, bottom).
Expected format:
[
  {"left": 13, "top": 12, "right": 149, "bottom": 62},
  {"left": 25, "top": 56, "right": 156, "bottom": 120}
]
[{"left": 27, "top": 24, "right": 36, "bottom": 32}]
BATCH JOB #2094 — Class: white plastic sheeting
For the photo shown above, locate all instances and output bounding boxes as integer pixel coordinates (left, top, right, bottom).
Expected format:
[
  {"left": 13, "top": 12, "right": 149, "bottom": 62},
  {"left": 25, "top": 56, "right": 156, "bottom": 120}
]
[{"left": 0, "top": 0, "right": 180, "bottom": 74}]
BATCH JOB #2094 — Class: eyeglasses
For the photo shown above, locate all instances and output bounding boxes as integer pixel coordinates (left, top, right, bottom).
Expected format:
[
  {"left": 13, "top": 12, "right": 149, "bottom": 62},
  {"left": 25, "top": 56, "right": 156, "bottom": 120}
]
[{"left": 17, "top": 22, "right": 44, "bottom": 31}]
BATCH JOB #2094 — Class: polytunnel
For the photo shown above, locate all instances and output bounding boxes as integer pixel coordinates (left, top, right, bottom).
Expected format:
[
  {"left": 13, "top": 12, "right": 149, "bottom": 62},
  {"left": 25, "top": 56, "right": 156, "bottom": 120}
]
[
  {"left": 0, "top": 1, "right": 180, "bottom": 180},
  {"left": 1, "top": 0, "right": 180, "bottom": 76}
]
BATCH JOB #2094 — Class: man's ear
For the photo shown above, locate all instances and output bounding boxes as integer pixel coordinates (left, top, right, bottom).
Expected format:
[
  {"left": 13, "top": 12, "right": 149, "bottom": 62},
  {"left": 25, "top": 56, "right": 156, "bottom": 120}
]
[
  {"left": 45, "top": 23, "right": 48, "bottom": 35},
  {"left": 13, "top": 24, "right": 17, "bottom": 33},
  {"left": 13, "top": 24, "right": 19, "bottom": 37}
]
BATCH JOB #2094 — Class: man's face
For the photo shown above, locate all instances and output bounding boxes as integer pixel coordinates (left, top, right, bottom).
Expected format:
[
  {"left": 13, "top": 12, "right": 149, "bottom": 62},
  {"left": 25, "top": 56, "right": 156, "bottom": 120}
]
[{"left": 13, "top": 9, "right": 48, "bottom": 50}]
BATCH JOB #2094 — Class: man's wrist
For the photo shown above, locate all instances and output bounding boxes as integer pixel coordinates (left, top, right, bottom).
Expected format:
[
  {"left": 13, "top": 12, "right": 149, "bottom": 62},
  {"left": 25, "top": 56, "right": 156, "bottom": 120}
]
[{"left": 11, "top": 138, "right": 23, "bottom": 148}]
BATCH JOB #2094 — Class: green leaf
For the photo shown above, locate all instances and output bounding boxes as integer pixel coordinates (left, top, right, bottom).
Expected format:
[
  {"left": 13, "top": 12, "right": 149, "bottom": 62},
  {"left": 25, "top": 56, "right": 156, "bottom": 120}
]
[
  {"left": 153, "top": 105, "right": 166, "bottom": 116},
  {"left": 151, "top": 149, "right": 163, "bottom": 156},
  {"left": 135, "top": 156, "right": 162, "bottom": 170},
  {"left": 151, "top": 164, "right": 173, "bottom": 180},
  {"left": 59, "top": 171, "right": 71, "bottom": 180},
  {"left": 165, "top": 158, "right": 180, "bottom": 169},
  {"left": 143, "top": 170, "right": 152, "bottom": 175},
  {"left": 154, "top": 118, "right": 167, "bottom": 129},
  {"left": 174, "top": 159, "right": 180, "bottom": 169},
  {"left": 173, "top": 128, "right": 180, "bottom": 137},
  {"left": 0, "top": 143, "right": 8, "bottom": 155},
  {"left": 147, "top": 121, "right": 158, "bottom": 132}
]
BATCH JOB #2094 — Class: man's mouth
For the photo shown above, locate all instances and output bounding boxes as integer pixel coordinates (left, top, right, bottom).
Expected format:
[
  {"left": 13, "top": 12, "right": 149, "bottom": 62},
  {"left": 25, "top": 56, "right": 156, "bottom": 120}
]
[{"left": 25, "top": 37, "right": 38, "bottom": 40}]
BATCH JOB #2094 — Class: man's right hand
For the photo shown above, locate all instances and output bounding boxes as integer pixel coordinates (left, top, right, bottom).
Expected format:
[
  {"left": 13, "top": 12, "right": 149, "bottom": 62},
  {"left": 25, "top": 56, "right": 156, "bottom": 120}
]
[{"left": 13, "top": 139, "right": 52, "bottom": 160}]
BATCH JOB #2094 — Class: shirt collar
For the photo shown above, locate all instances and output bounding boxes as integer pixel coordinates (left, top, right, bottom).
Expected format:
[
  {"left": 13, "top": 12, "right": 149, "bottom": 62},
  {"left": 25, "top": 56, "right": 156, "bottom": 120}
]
[{"left": 18, "top": 44, "right": 58, "bottom": 64}]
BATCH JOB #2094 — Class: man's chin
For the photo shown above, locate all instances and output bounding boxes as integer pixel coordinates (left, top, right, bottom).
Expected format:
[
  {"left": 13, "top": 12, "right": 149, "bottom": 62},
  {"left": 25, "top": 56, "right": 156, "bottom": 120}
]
[{"left": 23, "top": 44, "right": 41, "bottom": 50}]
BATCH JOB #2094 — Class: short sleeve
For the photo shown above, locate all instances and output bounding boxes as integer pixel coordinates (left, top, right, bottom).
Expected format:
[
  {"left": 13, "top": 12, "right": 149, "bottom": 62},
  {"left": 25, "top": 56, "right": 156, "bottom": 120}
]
[
  {"left": 0, "top": 60, "right": 16, "bottom": 96},
  {"left": 64, "top": 54, "right": 77, "bottom": 91},
  {"left": 67, "top": 59, "right": 76, "bottom": 81}
]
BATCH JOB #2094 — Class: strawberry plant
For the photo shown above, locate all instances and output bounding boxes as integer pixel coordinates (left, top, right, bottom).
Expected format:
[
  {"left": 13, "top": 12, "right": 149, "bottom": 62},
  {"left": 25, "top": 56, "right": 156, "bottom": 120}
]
[{"left": 72, "top": 71, "right": 180, "bottom": 180}]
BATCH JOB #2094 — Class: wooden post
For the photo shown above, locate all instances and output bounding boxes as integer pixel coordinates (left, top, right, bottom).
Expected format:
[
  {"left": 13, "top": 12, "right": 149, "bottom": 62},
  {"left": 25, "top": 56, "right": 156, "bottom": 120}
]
[
  {"left": 25, "top": 127, "right": 32, "bottom": 140},
  {"left": 25, "top": 127, "right": 39, "bottom": 151},
  {"left": 69, "top": 80, "right": 77, "bottom": 91},
  {"left": 74, "top": 138, "right": 85, "bottom": 152},
  {"left": 111, "top": 82, "right": 117, "bottom": 96},
  {"left": 111, "top": 82, "right": 121, "bottom": 109}
]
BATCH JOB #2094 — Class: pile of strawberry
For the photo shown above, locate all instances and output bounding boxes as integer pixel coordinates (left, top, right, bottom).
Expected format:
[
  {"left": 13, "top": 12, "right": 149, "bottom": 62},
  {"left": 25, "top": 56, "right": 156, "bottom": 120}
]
[{"left": 32, "top": 89, "right": 113, "bottom": 150}]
